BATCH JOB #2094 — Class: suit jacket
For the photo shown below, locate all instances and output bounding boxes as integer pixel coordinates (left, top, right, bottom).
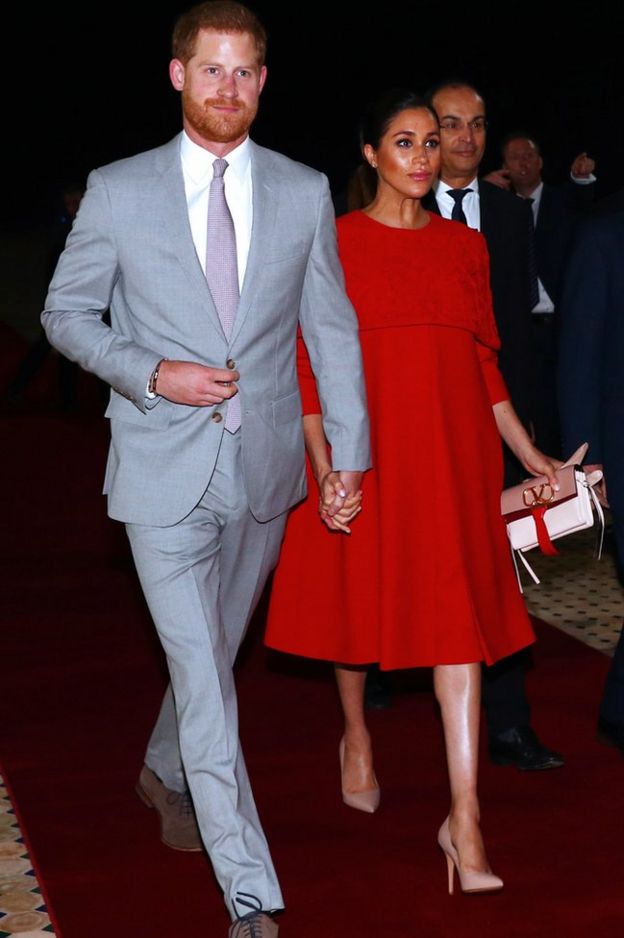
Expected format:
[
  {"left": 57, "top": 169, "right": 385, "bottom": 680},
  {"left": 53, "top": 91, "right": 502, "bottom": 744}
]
[
  {"left": 534, "top": 181, "right": 594, "bottom": 308},
  {"left": 423, "top": 180, "right": 535, "bottom": 427},
  {"left": 591, "top": 187, "right": 624, "bottom": 217},
  {"left": 558, "top": 210, "right": 624, "bottom": 525},
  {"left": 42, "top": 135, "right": 371, "bottom": 526}
]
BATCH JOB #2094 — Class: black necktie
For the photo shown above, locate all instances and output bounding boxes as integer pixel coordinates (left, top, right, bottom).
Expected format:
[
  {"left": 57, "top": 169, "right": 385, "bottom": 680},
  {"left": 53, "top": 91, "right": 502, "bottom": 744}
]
[
  {"left": 447, "top": 188, "right": 473, "bottom": 225},
  {"left": 525, "top": 197, "right": 540, "bottom": 310}
]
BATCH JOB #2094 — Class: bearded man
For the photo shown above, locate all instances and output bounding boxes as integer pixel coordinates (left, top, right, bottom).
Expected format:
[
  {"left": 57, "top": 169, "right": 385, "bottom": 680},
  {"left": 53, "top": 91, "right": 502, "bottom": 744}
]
[{"left": 41, "top": 3, "right": 370, "bottom": 935}]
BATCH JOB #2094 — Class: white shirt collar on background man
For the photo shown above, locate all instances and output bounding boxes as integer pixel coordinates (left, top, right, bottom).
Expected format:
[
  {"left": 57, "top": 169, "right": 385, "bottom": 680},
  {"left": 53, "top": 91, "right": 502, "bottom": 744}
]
[
  {"left": 515, "top": 182, "right": 555, "bottom": 312},
  {"left": 180, "top": 131, "right": 253, "bottom": 291},
  {"left": 432, "top": 177, "right": 481, "bottom": 231},
  {"left": 522, "top": 181, "right": 543, "bottom": 223}
]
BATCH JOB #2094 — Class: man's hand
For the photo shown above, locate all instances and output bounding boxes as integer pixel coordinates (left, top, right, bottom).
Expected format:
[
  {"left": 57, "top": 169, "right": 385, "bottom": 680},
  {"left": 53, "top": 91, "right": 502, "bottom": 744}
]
[
  {"left": 319, "top": 472, "right": 362, "bottom": 534},
  {"left": 318, "top": 470, "right": 363, "bottom": 533},
  {"left": 338, "top": 470, "right": 364, "bottom": 498},
  {"left": 571, "top": 152, "right": 595, "bottom": 179},
  {"left": 481, "top": 168, "right": 511, "bottom": 190},
  {"left": 156, "top": 360, "right": 239, "bottom": 406}
]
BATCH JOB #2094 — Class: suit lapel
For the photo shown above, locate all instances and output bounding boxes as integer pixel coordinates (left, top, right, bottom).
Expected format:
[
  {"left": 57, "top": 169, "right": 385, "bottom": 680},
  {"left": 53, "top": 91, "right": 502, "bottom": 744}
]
[
  {"left": 230, "top": 142, "right": 278, "bottom": 346},
  {"left": 478, "top": 181, "right": 496, "bottom": 239},
  {"left": 155, "top": 135, "right": 227, "bottom": 341},
  {"left": 422, "top": 190, "right": 441, "bottom": 216}
]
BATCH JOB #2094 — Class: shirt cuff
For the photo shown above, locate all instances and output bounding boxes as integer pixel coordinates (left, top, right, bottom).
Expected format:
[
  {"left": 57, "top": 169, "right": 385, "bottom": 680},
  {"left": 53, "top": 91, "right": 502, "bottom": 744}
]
[{"left": 570, "top": 172, "right": 596, "bottom": 185}]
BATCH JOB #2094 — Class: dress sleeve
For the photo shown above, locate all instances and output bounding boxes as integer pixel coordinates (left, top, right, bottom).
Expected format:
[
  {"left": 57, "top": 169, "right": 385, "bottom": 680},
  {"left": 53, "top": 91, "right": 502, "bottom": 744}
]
[
  {"left": 473, "top": 235, "right": 509, "bottom": 405},
  {"left": 297, "top": 328, "right": 322, "bottom": 415},
  {"left": 477, "top": 342, "right": 509, "bottom": 405},
  {"left": 473, "top": 233, "right": 501, "bottom": 350}
]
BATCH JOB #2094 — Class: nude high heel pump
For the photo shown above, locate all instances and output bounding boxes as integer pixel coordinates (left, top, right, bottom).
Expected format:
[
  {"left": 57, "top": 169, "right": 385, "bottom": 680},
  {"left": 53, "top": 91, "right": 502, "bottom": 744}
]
[
  {"left": 339, "top": 738, "right": 380, "bottom": 813},
  {"left": 437, "top": 817, "right": 503, "bottom": 895}
]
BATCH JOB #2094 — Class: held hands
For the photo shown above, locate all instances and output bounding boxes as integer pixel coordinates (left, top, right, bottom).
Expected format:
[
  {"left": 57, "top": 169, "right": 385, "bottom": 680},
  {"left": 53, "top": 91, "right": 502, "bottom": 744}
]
[
  {"left": 318, "top": 470, "right": 363, "bottom": 534},
  {"left": 156, "top": 360, "right": 239, "bottom": 406}
]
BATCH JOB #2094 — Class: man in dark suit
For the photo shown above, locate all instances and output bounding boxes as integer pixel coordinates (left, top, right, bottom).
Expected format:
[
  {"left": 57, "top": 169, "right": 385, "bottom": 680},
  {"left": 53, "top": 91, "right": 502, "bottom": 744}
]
[
  {"left": 423, "top": 80, "right": 564, "bottom": 772},
  {"left": 558, "top": 210, "right": 624, "bottom": 753},
  {"left": 487, "top": 134, "right": 596, "bottom": 456},
  {"left": 592, "top": 187, "right": 624, "bottom": 216}
]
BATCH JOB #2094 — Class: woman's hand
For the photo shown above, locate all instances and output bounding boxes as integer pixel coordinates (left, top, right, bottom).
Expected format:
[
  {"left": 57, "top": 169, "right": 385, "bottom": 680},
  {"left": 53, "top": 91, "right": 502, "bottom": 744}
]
[
  {"left": 493, "top": 400, "right": 562, "bottom": 489},
  {"left": 519, "top": 445, "right": 563, "bottom": 490}
]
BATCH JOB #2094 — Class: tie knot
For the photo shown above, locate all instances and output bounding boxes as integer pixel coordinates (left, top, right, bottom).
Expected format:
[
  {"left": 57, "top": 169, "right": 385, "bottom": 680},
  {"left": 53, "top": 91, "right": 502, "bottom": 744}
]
[
  {"left": 212, "top": 158, "right": 228, "bottom": 179},
  {"left": 448, "top": 187, "right": 472, "bottom": 203}
]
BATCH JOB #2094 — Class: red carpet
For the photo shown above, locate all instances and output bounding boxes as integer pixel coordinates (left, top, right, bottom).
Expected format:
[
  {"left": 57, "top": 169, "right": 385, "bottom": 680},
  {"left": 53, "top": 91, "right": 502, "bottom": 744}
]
[{"left": 2, "top": 403, "right": 624, "bottom": 938}]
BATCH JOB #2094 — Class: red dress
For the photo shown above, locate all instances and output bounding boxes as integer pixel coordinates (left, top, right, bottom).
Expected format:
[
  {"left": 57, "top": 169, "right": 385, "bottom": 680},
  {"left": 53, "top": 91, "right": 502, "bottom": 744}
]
[{"left": 264, "top": 211, "right": 535, "bottom": 668}]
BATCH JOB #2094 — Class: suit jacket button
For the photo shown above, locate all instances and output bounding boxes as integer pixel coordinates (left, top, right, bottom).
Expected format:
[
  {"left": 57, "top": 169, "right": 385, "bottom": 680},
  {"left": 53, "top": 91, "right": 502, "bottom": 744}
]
[
  {"left": 212, "top": 412, "right": 223, "bottom": 423},
  {"left": 226, "top": 358, "right": 236, "bottom": 370}
]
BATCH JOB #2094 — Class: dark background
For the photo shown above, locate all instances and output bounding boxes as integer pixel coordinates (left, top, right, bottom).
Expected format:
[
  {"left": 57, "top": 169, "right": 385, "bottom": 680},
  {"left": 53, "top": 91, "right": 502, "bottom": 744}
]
[{"left": 6, "top": 1, "right": 624, "bottom": 229}]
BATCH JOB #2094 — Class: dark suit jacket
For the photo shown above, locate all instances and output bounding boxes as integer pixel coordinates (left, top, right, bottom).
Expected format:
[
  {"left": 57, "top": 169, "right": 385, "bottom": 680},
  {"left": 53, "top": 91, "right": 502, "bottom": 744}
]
[
  {"left": 534, "top": 181, "right": 594, "bottom": 308},
  {"left": 423, "top": 181, "right": 535, "bottom": 429},
  {"left": 558, "top": 210, "right": 624, "bottom": 540},
  {"left": 590, "top": 186, "right": 624, "bottom": 217}
]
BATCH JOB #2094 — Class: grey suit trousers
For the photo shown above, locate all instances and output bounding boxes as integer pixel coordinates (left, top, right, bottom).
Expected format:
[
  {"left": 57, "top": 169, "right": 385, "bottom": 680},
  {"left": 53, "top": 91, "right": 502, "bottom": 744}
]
[{"left": 126, "top": 430, "right": 287, "bottom": 919}]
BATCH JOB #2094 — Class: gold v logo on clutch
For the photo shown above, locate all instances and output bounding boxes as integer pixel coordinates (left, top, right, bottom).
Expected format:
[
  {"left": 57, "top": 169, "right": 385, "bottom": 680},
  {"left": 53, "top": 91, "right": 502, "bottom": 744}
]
[{"left": 522, "top": 483, "right": 555, "bottom": 508}]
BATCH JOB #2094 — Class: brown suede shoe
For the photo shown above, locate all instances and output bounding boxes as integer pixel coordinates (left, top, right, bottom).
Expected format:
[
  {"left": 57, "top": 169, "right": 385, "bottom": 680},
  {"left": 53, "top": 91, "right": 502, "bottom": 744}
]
[
  {"left": 135, "top": 764, "right": 203, "bottom": 852},
  {"left": 228, "top": 912, "right": 279, "bottom": 937}
]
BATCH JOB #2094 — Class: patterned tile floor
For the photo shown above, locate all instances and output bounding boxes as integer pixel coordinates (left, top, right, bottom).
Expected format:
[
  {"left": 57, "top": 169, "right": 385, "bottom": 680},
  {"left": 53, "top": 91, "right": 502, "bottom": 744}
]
[
  {"left": 0, "top": 516, "right": 620, "bottom": 937},
  {"left": 521, "top": 512, "right": 622, "bottom": 656},
  {"left": 0, "top": 777, "right": 56, "bottom": 937}
]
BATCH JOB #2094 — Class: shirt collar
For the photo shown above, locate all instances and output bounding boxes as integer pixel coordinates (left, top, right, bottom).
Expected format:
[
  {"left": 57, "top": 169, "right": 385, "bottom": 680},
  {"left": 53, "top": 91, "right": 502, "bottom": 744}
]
[
  {"left": 524, "top": 180, "right": 543, "bottom": 202},
  {"left": 180, "top": 131, "right": 251, "bottom": 186},
  {"left": 434, "top": 176, "right": 479, "bottom": 195}
]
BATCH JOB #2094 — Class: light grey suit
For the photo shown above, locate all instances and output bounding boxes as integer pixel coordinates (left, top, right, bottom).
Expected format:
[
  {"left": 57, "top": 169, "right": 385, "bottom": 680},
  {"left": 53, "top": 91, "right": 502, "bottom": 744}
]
[{"left": 41, "top": 134, "right": 370, "bottom": 918}]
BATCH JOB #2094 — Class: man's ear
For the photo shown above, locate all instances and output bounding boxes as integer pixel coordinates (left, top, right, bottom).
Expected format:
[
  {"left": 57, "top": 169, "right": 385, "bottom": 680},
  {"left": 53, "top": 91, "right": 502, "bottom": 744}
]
[{"left": 169, "top": 58, "right": 185, "bottom": 92}]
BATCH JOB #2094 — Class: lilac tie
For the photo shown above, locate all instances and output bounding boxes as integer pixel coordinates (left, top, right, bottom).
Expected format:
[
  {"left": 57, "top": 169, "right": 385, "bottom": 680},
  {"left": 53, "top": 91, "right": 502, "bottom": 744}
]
[{"left": 206, "top": 158, "right": 241, "bottom": 432}]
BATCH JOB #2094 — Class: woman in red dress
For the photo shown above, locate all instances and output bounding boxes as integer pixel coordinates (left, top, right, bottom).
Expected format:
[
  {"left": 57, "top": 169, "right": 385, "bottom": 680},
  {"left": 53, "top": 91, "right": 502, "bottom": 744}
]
[{"left": 264, "top": 90, "right": 559, "bottom": 893}]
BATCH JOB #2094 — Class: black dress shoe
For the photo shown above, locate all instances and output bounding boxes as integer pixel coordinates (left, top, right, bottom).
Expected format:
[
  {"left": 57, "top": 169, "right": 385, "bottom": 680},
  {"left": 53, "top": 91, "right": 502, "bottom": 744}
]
[
  {"left": 597, "top": 716, "right": 624, "bottom": 754},
  {"left": 488, "top": 725, "right": 565, "bottom": 771}
]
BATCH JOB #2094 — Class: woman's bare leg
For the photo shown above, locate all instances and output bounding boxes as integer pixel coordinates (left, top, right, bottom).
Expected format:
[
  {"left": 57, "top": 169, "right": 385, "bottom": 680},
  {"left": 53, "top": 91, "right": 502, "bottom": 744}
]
[
  {"left": 434, "top": 662, "right": 490, "bottom": 871},
  {"left": 335, "top": 664, "right": 377, "bottom": 792}
]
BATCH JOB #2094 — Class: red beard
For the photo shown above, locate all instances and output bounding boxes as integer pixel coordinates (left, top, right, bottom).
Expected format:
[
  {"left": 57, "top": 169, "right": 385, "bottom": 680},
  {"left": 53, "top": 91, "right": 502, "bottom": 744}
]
[{"left": 183, "top": 92, "right": 257, "bottom": 144}]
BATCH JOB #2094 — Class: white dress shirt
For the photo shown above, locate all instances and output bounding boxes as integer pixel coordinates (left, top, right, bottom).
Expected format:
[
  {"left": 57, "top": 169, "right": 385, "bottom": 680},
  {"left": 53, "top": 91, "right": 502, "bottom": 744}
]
[
  {"left": 146, "top": 133, "right": 253, "bottom": 399},
  {"left": 180, "top": 131, "right": 253, "bottom": 292},
  {"left": 520, "top": 182, "right": 554, "bottom": 312},
  {"left": 432, "top": 177, "right": 481, "bottom": 230}
]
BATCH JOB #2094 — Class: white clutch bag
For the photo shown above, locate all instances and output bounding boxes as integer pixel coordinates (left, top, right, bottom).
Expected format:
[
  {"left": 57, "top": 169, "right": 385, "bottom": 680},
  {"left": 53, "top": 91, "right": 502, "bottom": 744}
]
[{"left": 500, "top": 443, "right": 605, "bottom": 590}]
